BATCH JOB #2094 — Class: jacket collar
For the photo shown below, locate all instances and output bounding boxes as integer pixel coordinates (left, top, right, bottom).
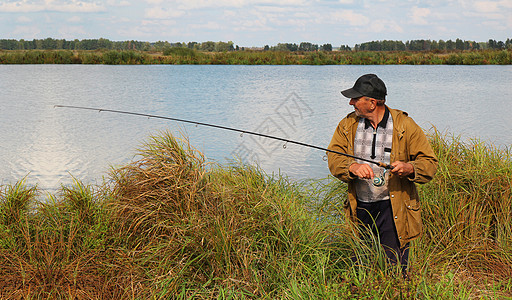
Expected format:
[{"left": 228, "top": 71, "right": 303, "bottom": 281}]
[
  {"left": 364, "top": 106, "right": 390, "bottom": 129},
  {"left": 343, "top": 105, "right": 408, "bottom": 137},
  {"left": 387, "top": 105, "right": 408, "bottom": 138}
]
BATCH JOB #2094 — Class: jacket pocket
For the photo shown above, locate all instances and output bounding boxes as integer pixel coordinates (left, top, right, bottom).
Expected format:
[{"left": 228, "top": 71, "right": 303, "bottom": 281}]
[{"left": 405, "top": 199, "right": 422, "bottom": 239}]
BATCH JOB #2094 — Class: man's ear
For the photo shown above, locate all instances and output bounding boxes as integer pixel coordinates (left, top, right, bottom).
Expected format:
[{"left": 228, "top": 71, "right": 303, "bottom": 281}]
[{"left": 369, "top": 97, "right": 377, "bottom": 108}]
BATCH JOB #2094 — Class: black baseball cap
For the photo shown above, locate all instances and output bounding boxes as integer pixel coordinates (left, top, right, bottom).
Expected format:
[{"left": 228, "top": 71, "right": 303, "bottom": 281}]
[{"left": 341, "top": 74, "right": 387, "bottom": 100}]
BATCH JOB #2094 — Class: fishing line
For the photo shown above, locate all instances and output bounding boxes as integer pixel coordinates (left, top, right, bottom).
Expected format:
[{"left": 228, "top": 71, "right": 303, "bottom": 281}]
[{"left": 54, "top": 105, "right": 393, "bottom": 170}]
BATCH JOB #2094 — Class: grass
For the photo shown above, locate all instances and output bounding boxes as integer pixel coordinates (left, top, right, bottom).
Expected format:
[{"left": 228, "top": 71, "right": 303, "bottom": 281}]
[
  {"left": 0, "top": 130, "right": 511, "bottom": 299},
  {"left": 0, "top": 49, "right": 511, "bottom": 65}
]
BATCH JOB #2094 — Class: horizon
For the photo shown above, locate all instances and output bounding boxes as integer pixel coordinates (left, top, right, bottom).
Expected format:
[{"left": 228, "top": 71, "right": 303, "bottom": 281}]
[{"left": 1, "top": 37, "right": 509, "bottom": 50}]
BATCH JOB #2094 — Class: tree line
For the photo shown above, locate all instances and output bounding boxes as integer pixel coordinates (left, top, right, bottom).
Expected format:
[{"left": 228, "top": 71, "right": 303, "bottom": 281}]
[
  {"left": 266, "top": 42, "right": 334, "bottom": 52},
  {"left": 0, "top": 38, "right": 237, "bottom": 52},
  {"left": 355, "top": 39, "right": 512, "bottom": 51},
  {"left": 0, "top": 37, "right": 510, "bottom": 52}
]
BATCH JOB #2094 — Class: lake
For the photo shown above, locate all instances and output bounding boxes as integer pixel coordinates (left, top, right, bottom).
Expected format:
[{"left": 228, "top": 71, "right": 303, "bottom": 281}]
[{"left": 0, "top": 64, "right": 511, "bottom": 192}]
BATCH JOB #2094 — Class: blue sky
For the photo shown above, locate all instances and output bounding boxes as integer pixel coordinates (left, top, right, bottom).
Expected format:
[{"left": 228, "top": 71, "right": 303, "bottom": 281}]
[{"left": 0, "top": 0, "right": 510, "bottom": 47}]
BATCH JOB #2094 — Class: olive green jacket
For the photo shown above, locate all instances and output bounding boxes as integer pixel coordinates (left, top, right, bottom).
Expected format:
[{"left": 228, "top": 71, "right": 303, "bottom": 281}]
[{"left": 327, "top": 106, "right": 438, "bottom": 248}]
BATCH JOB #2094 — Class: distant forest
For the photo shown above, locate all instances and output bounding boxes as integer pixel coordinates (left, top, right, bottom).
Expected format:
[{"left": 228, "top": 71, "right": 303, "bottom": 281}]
[{"left": 0, "top": 38, "right": 511, "bottom": 52}]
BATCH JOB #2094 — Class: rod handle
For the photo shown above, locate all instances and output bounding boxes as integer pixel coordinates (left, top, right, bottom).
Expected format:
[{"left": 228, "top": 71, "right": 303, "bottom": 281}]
[{"left": 379, "top": 162, "right": 394, "bottom": 170}]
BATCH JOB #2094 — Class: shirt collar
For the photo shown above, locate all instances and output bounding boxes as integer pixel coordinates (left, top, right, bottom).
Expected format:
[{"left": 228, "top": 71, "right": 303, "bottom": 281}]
[{"left": 364, "top": 106, "right": 390, "bottom": 129}]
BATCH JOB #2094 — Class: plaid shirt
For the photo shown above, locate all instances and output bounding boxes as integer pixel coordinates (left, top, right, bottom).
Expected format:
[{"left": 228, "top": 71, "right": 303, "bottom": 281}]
[{"left": 353, "top": 107, "right": 393, "bottom": 202}]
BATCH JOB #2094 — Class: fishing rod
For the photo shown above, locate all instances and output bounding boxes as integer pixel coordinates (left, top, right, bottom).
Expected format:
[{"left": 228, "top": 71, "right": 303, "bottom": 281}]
[{"left": 54, "top": 105, "right": 393, "bottom": 169}]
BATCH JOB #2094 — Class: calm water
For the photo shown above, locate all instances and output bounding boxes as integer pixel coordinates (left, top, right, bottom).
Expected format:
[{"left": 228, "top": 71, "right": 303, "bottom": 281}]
[{"left": 0, "top": 65, "right": 511, "bottom": 192}]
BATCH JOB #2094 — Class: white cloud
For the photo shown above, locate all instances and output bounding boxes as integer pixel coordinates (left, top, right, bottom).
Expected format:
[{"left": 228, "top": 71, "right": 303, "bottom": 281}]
[
  {"left": 106, "top": 0, "right": 131, "bottom": 6},
  {"left": 144, "top": 0, "right": 164, "bottom": 4},
  {"left": 500, "top": 0, "right": 512, "bottom": 9},
  {"left": 293, "top": 12, "right": 310, "bottom": 18},
  {"left": 67, "top": 16, "right": 82, "bottom": 22},
  {"left": 233, "top": 22, "right": 273, "bottom": 32},
  {"left": 17, "top": 16, "right": 32, "bottom": 23},
  {"left": 331, "top": 10, "right": 369, "bottom": 26},
  {"left": 224, "top": 10, "right": 237, "bottom": 17},
  {"left": 141, "top": 19, "right": 176, "bottom": 26},
  {"left": 58, "top": 25, "right": 87, "bottom": 38},
  {"left": 191, "top": 21, "right": 223, "bottom": 30},
  {"left": 176, "top": 0, "right": 245, "bottom": 10},
  {"left": 108, "top": 16, "right": 132, "bottom": 23},
  {"left": 0, "top": 0, "right": 106, "bottom": 13},
  {"left": 255, "top": 5, "right": 301, "bottom": 13},
  {"left": 369, "top": 20, "right": 403, "bottom": 34},
  {"left": 469, "top": 1, "right": 511, "bottom": 20},
  {"left": 410, "top": 7, "right": 431, "bottom": 25},
  {"left": 481, "top": 20, "right": 508, "bottom": 30},
  {"left": 471, "top": 0, "right": 512, "bottom": 31},
  {"left": 11, "top": 25, "right": 41, "bottom": 38},
  {"left": 473, "top": 0, "right": 512, "bottom": 14},
  {"left": 117, "top": 20, "right": 181, "bottom": 39},
  {"left": 144, "top": 7, "right": 185, "bottom": 19},
  {"left": 473, "top": 1, "right": 498, "bottom": 13},
  {"left": 143, "top": 0, "right": 307, "bottom": 10}
]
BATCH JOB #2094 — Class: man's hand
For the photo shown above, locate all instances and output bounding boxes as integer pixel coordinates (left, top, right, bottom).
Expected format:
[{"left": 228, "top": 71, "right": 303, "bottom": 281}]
[
  {"left": 390, "top": 161, "right": 414, "bottom": 178},
  {"left": 349, "top": 163, "right": 375, "bottom": 179}
]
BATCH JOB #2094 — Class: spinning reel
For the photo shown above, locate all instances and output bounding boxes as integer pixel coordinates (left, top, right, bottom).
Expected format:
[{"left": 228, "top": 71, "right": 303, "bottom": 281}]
[{"left": 372, "top": 169, "right": 388, "bottom": 187}]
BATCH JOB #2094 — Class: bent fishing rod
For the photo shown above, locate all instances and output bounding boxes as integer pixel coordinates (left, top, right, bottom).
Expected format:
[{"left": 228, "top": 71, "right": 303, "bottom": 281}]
[{"left": 54, "top": 105, "right": 392, "bottom": 169}]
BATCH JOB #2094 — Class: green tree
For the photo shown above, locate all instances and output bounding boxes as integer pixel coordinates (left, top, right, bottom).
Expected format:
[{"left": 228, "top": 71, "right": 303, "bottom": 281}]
[
  {"left": 488, "top": 39, "right": 497, "bottom": 49},
  {"left": 272, "top": 43, "right": 298, "bottom": 51},
  {"left": 153, "top": 41, "right": 171, "bottom": 51},
  {"left": 455, "top": 38, "right": 464, "bottom": 50},
  {"left": 215, "top": 41, "right": 234, "bottom": 52},
  {"left": 41, "top": 38, "right": 57, "bottom": 49},
  {"left": 445, "top": 40, "right": 455, "bottom": 50},
  {"left": 299, "top": 42, "right": 318, "bottom": 51},
  {"left": 339, "top": 44, "right": 351, "bottom": 51},
  {"left": 187, "top": 42, "right": 198, "bottom": 49},
  {"left": 200, "top": 41, "right": 216, "bottom": 52},
  {"left": 0, "top": 39, "right": 19, "bottom": 50},
  {"left": 438, "top": 39, "right": 446, "bottom": 50},
  {"left": 55, "top": 39, "right": 65, "bottom": 49},
  {"left": 97, "top": 38, "right": 113, "bottom": 49},
  {"left": 320, "top": 43, "right": 332, "bottom": 51},
  {"left": 78, "top": 39, "right": 100, "bottom": 50},
  {"left": 431, "top": 40, "right": 439, "bottom": 50}
]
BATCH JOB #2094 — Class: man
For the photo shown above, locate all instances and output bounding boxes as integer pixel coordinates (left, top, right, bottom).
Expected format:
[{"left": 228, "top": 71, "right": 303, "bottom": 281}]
[{"left": 327, "top": 74, "right": 438, "bottom": 273}]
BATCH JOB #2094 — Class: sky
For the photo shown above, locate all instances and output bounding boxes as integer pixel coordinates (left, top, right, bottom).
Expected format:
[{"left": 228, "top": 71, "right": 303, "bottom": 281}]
[{"left": 0, "top": 0, "right": 510, "bottom": 47}]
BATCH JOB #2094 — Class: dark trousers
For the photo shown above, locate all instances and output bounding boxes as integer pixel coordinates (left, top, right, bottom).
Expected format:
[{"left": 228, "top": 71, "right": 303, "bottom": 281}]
[{"left": 356, "top": 199, "right": 409, "bottom": 272}]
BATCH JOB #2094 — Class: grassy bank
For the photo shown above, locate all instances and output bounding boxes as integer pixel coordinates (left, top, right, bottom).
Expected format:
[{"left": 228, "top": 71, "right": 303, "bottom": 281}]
[
  {"left": 0, "top": 131, "right": 511, "bottom": 299},
  {"left": 0, "top": 49, "right": 511, "bottom": 65}
]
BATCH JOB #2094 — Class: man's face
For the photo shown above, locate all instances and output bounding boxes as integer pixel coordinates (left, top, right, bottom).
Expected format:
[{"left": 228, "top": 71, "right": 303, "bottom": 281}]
[{"left": 349, "top": 96, "right": 373, "bottom": 118}]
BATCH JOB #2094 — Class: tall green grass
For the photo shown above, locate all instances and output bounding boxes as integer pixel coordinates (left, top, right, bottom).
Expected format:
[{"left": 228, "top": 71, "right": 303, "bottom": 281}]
[
  {"left": 0, "top": 130, "right": 511, "bottom": 298},
  {"left": 418, "top": 131, "right": 512, "bottom": 281}
]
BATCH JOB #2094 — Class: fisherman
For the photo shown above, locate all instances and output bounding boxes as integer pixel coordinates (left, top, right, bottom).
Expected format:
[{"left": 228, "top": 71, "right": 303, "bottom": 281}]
[{"left": 327, "top": 74, "right": 438, "bottom": 274}]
